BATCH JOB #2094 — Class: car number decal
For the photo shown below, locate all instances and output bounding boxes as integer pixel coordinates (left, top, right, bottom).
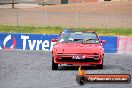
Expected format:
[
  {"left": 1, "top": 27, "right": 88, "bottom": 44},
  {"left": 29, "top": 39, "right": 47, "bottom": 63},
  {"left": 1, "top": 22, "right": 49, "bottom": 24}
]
[{"left": 72, "top": 55, "right": 85, "bottom": 59}]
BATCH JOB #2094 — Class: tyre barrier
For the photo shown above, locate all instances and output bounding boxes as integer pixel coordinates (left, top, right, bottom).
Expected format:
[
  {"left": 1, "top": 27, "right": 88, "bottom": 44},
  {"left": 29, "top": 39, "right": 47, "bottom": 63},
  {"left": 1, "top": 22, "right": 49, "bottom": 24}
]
[{"left": 0, "top": 33, "right": 131, "bottom": 53}]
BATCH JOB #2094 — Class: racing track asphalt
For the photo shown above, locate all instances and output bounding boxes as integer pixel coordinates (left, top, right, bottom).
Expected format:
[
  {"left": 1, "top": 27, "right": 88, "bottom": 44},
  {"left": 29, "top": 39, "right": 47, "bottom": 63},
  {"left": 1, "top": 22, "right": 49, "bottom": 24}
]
[{"left": 0, "top": 50, "right": 131, "bottom": 88}]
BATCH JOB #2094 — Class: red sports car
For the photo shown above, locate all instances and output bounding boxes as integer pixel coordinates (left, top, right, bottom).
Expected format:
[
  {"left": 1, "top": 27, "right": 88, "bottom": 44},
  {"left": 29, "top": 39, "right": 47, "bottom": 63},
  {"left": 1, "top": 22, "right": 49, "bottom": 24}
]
[{"left": 52, "top": 31, "right": 106, "bottom": 70}]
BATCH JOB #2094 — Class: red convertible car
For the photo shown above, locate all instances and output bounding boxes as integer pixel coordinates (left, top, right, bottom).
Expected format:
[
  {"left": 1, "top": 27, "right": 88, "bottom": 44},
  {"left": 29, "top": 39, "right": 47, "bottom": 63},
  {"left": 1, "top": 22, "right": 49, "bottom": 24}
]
[{"left": 52, "top": 31, "right": 106, "bottom": 70}]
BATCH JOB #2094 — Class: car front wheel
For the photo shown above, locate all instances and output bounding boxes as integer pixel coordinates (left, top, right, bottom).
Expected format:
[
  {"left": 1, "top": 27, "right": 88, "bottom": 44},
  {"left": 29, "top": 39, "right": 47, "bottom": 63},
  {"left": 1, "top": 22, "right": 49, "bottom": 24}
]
[
  {"left": 97, "top": 59, "right": 103, "bottom": 69},
  {"left": 52, "top": 55, "right": 58, "bottom": 70}
]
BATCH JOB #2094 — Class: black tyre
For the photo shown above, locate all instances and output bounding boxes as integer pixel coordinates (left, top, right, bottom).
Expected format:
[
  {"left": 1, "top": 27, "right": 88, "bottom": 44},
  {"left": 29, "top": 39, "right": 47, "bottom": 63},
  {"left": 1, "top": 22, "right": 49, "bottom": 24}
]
[
  {"left": 52, "top": 56, "right": 58, "bottom": 70},
  {"left": 97, "top": 59, "right": 103, "bottom": 69}
]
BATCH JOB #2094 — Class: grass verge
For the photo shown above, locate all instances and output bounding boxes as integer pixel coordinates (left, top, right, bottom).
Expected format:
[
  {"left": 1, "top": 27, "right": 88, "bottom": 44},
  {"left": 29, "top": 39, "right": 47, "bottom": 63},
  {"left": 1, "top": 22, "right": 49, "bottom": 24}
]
[{"left": 0, "top": 25, "right": 132, "bottom": 36}]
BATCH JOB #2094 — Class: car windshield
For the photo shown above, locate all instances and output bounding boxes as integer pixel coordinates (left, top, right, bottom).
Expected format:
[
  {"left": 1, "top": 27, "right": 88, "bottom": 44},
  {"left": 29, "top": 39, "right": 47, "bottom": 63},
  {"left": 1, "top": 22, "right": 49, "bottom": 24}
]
[{"left": 58, "top": 32, "right": 99, "bottom": 44}]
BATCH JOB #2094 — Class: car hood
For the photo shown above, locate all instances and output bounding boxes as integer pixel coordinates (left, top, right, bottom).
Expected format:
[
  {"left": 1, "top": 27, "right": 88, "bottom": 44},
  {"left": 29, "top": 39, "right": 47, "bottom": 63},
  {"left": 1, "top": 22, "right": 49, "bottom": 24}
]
[{"left": 54, "top": 43, "right": 104, "bottom": 54}]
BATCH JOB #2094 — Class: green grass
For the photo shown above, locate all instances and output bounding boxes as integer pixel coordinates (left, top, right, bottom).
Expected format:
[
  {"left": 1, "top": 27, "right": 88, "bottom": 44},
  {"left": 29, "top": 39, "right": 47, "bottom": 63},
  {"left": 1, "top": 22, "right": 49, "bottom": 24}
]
[{"left": 0, "top": 25, "right": 132, "bottom": 36}]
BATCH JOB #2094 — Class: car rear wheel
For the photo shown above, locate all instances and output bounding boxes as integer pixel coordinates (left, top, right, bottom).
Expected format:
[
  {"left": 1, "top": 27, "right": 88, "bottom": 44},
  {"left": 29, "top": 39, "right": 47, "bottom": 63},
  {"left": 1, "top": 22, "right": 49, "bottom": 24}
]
[
  {"left": 52, "top": 56, "right": 58, "bottom": 70},
  {"left": 97, "top": 59, "right": 103, "bottom": 69}
]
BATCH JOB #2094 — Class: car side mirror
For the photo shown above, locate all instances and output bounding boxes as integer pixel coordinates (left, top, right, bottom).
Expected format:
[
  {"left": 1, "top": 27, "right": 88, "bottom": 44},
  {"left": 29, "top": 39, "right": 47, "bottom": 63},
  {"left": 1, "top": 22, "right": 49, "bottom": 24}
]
[
  {"left": 101, "top": 40, "right": 106, "bottom": 44},
  {"left": 52, "top": 39, "right": 58, "bottom": 42}
]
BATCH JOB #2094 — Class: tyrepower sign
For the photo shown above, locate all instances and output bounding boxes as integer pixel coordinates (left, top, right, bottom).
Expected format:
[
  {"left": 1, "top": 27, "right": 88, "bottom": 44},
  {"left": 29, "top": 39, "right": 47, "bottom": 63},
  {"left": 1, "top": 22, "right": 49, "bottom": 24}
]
[
  {"left": 0, "top": 33, "right": 58, "bottom": 51},
  {"left": 0, "top": 35, "right": 16, "bottom": 50}
]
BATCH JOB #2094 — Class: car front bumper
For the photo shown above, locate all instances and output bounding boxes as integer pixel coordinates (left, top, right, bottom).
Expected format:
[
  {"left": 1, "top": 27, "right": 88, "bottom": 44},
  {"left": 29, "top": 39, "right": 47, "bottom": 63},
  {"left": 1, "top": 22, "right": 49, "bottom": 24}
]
[{"left": 54, "top": 53, "right": 103, "bottom": 65}]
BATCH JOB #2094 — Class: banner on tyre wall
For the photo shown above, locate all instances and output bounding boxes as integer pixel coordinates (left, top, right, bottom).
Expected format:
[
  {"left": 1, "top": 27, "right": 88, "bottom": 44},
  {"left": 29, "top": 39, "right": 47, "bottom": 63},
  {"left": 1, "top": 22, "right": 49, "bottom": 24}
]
[
  {"left": 99, "top": 36, "right": 118, "bottom": 53},
  {"left": 0, "top": 33, "right": 118, "bottom": 53},
  {"left": 117, "top": 36, "right": 132, "bottom": 53},
  {"left": 0, "top": 33, "right": 58, "bottom": 51}
]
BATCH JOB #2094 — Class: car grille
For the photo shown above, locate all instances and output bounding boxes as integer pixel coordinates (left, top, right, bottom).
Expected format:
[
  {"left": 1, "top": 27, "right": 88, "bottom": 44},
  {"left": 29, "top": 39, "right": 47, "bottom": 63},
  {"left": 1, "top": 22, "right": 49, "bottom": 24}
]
[{"left": 57, "top": 57, "right": 99, "bottom": 62}]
